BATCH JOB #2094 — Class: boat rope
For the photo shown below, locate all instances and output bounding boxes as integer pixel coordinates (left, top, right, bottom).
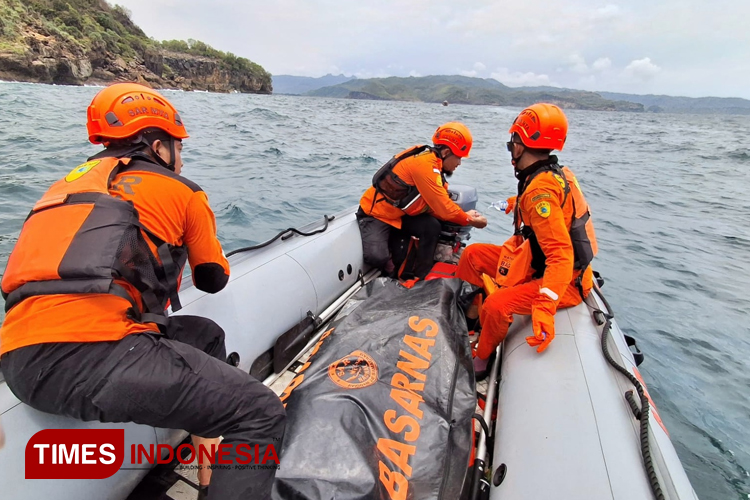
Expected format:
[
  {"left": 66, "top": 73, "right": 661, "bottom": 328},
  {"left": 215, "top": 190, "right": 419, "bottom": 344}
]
[
  {"left": 591, "top": 284, "right": 665, "bottom": 500},
  {"left": 226, "top": 215, "right": 335, "bottom": 257}
]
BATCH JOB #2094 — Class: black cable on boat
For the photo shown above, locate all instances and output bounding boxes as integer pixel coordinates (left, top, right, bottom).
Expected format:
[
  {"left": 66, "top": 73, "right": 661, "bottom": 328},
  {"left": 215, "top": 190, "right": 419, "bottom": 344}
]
[
  {"left": 472, "top": 412, "right": 490, "bottom": 439},
  {"left": 226, "top": 215, "right": 335, "bottom": 257},
  {"left": 592, "top": 284, "right": 665, "bottom": 500},
  {"left": 625, "top": 390, "right": 642, "bottom": 420}
]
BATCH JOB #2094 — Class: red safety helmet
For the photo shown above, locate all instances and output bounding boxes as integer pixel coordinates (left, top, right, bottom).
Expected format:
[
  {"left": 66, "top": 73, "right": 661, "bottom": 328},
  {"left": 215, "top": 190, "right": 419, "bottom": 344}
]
[
  {"left": 432, "top": 122, "right": 473, "bottom": 158},
  {"left": 87, "top": 83, "right": 189, "bottom": 144},
  {"left": 508, "top": 103, "right": 567, "bottom": 151}
]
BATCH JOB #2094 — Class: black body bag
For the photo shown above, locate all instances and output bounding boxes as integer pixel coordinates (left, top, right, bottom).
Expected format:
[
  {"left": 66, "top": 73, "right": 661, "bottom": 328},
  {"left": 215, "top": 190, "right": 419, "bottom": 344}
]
[{"left": 273, "top": 278, "right": 475, "bottom": 500}]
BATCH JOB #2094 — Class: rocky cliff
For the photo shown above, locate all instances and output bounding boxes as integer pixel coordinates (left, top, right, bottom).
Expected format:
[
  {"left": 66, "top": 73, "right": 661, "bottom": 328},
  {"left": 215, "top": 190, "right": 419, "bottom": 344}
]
[{"left": 0, "top": 0, "right": 271, "bottom": 93}]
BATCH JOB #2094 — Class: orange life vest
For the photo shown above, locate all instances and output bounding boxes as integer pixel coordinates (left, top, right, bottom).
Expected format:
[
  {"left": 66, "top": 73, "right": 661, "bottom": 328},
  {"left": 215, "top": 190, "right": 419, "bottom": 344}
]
[
  {"left": 1, "top": 155, "right": 185, "bottom": 329},
  {"left": 492, "top": 234, "right": 535, "bottom": 288}
]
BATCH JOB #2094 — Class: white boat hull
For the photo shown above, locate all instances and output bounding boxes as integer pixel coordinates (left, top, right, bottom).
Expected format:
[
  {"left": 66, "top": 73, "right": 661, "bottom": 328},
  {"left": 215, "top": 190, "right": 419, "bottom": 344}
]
[{"left": 488, "top": 289, "right": 698, "bottom": 500}]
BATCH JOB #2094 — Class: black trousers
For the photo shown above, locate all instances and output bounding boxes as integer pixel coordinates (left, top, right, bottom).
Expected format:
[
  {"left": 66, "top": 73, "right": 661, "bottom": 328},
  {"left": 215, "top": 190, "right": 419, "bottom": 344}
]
[
  {"left": 1, "top": 315, "right": 285, "bottom": 500},
  {"left": 357, "top": 209, "right": 442, "bottom": 279}
]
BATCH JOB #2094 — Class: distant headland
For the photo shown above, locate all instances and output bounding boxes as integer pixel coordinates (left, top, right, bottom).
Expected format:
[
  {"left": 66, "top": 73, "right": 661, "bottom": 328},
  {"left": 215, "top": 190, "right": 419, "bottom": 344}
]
[{"left": 273, "top": 74, "right": 750, "bottom": 115}]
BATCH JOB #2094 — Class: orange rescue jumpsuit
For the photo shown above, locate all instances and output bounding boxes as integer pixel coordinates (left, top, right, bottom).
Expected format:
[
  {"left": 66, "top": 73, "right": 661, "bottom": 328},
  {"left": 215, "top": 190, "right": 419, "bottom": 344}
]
[{"left": 457, "top": 166, "right": 594, "bottom": 359}]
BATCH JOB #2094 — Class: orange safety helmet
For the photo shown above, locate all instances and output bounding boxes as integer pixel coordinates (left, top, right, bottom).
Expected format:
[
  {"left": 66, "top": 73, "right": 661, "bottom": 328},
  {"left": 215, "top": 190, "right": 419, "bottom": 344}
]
[
  {"left": 87, "top": 83, "right": 189, "bottom": 144},
  {"left": 508, "top": 103, "right": 567, "bottom": 151},
  {"left": 432, "top": 122, "right": 473, "bottom": 158}
]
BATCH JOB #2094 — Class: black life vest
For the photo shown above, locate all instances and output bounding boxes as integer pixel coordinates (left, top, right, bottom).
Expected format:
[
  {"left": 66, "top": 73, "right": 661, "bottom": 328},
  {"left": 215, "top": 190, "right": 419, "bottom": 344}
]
[{"left": 371, "top": 145, "right": 439, "bottom": 210}]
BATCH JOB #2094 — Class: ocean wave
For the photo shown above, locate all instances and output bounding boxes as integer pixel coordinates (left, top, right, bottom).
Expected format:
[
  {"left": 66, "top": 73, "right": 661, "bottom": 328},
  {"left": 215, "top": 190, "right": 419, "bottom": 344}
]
[
  {"left": 727, "top": 149, "right": 750, "bottom": 161},
  {"left": 338, "top": 154, "right": 379, "bottom": 164},
  {"left": 216, "top": 202, "right": 250, "bottom": 224}
]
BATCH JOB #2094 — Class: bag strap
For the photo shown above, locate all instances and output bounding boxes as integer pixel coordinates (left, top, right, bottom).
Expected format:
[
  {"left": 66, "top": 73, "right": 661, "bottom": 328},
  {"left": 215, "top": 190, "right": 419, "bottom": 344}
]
[{"left": 140, "top": 224, "right": 183, "bottom": 312}]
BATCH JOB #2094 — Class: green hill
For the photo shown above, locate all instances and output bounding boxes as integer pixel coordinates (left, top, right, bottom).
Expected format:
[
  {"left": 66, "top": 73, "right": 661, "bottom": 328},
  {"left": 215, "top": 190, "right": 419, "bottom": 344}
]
[
  {"left": 597, "top": 92, "right": 750, "bottom": 114},
  {"left": 0, "top": 0, "right": 271, "bottom": 92},
  {"left": 308, "top": 75, "right": 643, "bottom": 111}
]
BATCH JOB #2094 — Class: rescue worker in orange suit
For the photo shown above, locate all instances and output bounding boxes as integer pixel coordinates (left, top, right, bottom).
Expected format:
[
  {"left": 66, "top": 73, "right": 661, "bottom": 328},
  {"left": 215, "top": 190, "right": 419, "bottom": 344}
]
[
  {"left": 456, "top": 103, "right": 598, "bottom": 379},
  {"left": 0, "top": 84, "right": 285, "bottom": 500},
  {"left": 358, "top": 122, "right": 488, "bottom": 279}
]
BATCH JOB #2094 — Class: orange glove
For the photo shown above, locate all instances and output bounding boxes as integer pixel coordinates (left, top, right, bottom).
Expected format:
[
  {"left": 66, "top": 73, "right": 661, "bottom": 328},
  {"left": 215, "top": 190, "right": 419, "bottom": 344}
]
[
  {"left": 400, "top": 277, "right": 420, "bottom": 289},
  {"left": 525, "top": 296, "right": 557, "bottom": 353},
  {"left": 505, "top": 196, "right": 517, "bottom": 214}
]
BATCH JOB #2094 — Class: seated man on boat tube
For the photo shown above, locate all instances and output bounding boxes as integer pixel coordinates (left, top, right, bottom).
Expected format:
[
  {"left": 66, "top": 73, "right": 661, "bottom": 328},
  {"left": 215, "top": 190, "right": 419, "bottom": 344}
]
[
  {"left": 0, "top": 83, "right": 284, "bottom": 500},
  {"left": 358, "top": 122, "right": 488, "bottom": 280},
  {"left": 457, "top": 103, "right": 598, "bottom": 379}
]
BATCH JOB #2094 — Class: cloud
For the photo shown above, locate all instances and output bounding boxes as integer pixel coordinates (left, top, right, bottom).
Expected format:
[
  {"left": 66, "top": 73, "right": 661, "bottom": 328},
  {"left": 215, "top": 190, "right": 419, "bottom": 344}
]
[
  {"left": 592, "top": 57, "right": 612, "bottom": 71},
  {"left": 115, "top": 0, "right": 750, "bottom": 98},
  {"left": 624, "top": 57, "right": 661, "bottom": 80},
  {"left": 510, "top": 33, "right": 558, "bottom": 50},
  {"left": 460, "top": 62, "right": 488, "bottom": 77},
  {"left": 579, "top": 75, "right": 597, "bottom": 86},
  {"left": 591, "top": 4, "right": 621, "bottom": 21},
  {"left": 568, "top": 54, "right": 588, "bottom": 73},
  {"left": 490, "top": 68, "right": 555, "bottom": 87}
]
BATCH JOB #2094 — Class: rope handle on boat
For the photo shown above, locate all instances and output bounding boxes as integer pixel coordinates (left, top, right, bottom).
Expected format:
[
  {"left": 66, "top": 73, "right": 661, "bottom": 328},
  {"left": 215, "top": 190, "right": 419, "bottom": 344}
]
[
  {"left": 226, "top": 215, "right": 335, "bottom": 257},
  {"left": 591, "top": 283, "right": 666, "bottom": 500}
]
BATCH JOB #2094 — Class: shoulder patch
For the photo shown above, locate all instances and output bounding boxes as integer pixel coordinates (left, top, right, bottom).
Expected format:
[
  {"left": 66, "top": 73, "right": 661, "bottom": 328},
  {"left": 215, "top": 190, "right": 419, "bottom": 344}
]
[
  {"left": 535, "top": 201, "right": 551, "bottom": 218},
  {"left": 531, "top": 193, "right": 551, "bottom": 203},
  {"left": 65, "top": 160, "right": 100, "bottom": 182},
  {"left": 436, "top": 174, "right": 443, "bottom": 186}
]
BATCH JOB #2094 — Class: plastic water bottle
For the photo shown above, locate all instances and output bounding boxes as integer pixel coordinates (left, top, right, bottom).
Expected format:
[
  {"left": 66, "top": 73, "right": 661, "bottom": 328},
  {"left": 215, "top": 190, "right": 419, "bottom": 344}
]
[{"left": 488, "top": 200, "right": 508, "bottom": 212}]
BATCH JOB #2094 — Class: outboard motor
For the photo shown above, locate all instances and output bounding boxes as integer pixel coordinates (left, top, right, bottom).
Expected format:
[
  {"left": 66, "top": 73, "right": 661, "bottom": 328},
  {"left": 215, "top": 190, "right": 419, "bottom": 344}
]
[{"left": 437, "top": 184, "right": 478, "bottom": 261}]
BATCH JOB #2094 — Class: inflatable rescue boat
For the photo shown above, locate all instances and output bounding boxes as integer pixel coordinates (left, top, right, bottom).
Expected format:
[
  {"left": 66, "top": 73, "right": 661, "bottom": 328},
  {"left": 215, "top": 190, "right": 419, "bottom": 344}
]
[{"left": 0, "top": 184, "right": 699, "bottom": 500}]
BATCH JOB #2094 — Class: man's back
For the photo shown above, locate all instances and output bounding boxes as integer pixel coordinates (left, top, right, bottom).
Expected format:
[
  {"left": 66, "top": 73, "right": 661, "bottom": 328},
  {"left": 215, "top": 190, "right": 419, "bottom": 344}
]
[
  {"left": 112, "top": 157, "right": 228, "bottom": 283},
  {"left": 0, "top": 154, "right": 229, "bottom": 355}
]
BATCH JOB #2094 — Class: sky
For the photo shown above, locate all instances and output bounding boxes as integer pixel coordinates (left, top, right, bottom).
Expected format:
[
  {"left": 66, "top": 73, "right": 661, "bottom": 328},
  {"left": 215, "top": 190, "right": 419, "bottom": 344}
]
[{"left": 116, "top": 0, "right": 750, "bottom": 99}]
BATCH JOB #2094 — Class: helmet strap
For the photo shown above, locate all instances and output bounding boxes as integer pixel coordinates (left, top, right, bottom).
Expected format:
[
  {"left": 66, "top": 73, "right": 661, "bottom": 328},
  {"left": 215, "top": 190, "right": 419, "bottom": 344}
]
[
  {"left": 433, "top": 145, "right": 449, "bottom": 159},
  {"left": 512, "top": 146, "right": 526, "bottom": 178},
  {"left": 167, "top": 137, "right": 176, "bottom": 171},
  {"left": 143, "top": 135, "right": 176, "bottom": 172}
]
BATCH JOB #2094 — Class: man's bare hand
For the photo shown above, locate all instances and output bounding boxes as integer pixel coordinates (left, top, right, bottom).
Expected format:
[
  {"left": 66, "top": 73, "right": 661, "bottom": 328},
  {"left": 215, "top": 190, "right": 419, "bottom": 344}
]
[{"left": 467, "top": 210, "right": 488, "bottom": 228}]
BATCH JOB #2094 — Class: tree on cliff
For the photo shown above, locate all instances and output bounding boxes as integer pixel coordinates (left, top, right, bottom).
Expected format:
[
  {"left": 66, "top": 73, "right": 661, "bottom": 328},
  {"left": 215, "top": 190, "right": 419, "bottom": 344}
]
[{"left": 0, "top": 0, "right": 272, "bottom": 93}]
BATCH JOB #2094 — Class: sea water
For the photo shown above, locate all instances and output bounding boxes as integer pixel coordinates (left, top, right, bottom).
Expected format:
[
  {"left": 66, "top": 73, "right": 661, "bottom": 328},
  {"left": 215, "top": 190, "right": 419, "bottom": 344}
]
[{"left": 0, "top": 82, "right": 749, "bottom": 499}]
